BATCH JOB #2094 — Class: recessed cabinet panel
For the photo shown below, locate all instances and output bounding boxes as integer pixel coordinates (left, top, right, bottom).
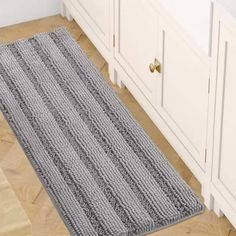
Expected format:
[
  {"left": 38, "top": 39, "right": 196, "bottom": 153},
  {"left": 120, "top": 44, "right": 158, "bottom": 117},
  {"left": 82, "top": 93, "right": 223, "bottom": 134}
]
[
  {"left": 73, "top": 0, "right": 110, "bottom": 48},
  {"left": 212, "top": 23, "right": 236, "bottom": 211},
  {"left": 159, "top": 19, "right": 209, "bottom": 169},
  {"left": 115, "top": 0, "right": 161, "bottom": 105}
]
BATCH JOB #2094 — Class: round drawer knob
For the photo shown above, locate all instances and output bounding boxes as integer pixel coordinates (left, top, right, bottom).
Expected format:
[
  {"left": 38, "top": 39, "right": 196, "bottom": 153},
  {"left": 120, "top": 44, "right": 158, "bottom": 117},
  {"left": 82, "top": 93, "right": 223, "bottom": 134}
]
[{"left": 149, "top": 58, "right": 161, "bottom": 73}]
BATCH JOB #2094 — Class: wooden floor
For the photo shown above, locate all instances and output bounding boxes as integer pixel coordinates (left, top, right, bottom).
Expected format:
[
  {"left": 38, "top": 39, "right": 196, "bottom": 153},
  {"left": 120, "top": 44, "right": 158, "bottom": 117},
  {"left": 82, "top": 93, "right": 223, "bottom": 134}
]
[{"left": 0, "top": 15, "right": 235, "bottom": 236}]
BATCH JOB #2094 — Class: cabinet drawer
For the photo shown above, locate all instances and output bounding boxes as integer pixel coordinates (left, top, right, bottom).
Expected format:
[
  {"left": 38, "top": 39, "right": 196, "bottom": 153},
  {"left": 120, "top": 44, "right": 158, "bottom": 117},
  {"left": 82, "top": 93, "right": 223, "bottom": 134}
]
[{"left": 115, "top": 0, "right": 162, "bottom": 105}]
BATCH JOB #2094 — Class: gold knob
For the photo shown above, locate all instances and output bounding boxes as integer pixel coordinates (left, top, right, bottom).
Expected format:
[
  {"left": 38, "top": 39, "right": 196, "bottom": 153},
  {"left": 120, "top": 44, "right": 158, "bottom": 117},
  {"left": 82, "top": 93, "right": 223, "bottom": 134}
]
[{"left": 149, "top": 58, "right": 161, "bottom": 73}]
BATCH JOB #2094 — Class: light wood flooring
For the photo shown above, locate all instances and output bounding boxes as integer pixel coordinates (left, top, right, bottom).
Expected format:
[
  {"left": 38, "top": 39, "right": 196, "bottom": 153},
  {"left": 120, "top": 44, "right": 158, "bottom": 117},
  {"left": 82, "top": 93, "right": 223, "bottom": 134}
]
[{"left": 0, "top": 15, "right": 235, "bottom": 236}]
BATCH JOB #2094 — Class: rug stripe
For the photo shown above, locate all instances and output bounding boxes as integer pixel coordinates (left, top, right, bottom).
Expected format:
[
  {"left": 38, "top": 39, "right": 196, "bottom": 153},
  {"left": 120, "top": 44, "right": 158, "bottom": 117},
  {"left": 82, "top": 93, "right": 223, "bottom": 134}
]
[
  {"left": 27, "top": 37, "right": 171, "bottom": 226},
  {"left": 8, "top": 42, "right": 143, "bottom": 235},
  {"left": 0, "top": 98, "right": 83, "bottom": 235},
  {"left": 0, "top": 61, "right": 112, "bottom": 236},
  {"left": 0, "top": 28, "right": 204, "bottom": 236},
  {"left": 36, "top": 33, "right": 183, "bottom": 220},
  {"left": 49, "top": 30, "right": 203, "bottom": 216},
  {"left": 0, "top": 71, "right": 102, "bottom": 236}
]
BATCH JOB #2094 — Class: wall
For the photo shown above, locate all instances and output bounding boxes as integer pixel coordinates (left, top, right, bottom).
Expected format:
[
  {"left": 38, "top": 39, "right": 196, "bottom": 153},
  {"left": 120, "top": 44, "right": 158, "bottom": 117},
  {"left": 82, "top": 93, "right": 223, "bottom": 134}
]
[{"left": 0, "top": 0, "right": 60, "bottom": 27}]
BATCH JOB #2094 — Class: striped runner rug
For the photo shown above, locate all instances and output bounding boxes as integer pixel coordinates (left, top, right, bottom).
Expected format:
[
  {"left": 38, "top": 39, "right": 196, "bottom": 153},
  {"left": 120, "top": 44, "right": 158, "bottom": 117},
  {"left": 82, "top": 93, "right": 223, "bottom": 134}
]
[{"left": 0, "top": 28, "right": 204, "bottom": 236}]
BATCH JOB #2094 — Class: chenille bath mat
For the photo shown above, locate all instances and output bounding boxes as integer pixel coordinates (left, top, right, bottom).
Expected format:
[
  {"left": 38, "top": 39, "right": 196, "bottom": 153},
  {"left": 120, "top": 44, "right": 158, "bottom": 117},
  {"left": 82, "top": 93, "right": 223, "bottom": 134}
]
[{"left": 0, "top": 28, "right": 204, "bottom": 236}]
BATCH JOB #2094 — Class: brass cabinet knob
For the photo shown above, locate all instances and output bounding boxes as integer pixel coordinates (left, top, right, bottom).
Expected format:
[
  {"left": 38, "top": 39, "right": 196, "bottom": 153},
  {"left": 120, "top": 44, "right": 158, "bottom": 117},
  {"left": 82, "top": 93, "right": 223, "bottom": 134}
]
[{"left": 149, "top": 58, "right": 161, "bottom": 73}]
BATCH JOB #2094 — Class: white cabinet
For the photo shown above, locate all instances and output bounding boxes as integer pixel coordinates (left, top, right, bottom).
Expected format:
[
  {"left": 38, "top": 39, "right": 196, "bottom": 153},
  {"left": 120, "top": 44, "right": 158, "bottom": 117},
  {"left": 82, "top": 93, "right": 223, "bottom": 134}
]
[
  {"left": 61, "top": 0, "right": 210, "bottom": 182},
  {"left": 158, "top": 18, "right": 209, "bottom": 170},
  {"left": 114, "top": 0, "right": 209, "bottom": 173},
  {"left": 114, "top": 0, "right": 161, "bottom": 105},
  {"left": 61, "top": 0, "right": 111, "bottom": 61},
  {"left": 212, "top": 19, "right": 236, "bottom": 211},
  {"left": 208, "top": 3, "right": 236, "bottom": 227},
  {"left": 73, "top": 0, "right": 110, "bottom": 48},
  {"left": 153, "top": 0, "right": 213, "bottom": 55}
]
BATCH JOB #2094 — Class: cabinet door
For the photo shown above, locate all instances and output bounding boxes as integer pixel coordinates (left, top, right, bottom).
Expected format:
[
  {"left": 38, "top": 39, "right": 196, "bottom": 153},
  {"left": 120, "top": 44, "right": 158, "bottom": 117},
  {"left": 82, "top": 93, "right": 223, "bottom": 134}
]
[
  {"left": 115, "top": 0, "right": 161, "bottom": 105},
  {"left": 212, "top": 23, "right": 236, "bottom": 211},
  {"left": 72, "top": 0, "right": 110, "bottom": 49},
  {"left": 158, "top": 19, "right": 209, "bottom": 169}
]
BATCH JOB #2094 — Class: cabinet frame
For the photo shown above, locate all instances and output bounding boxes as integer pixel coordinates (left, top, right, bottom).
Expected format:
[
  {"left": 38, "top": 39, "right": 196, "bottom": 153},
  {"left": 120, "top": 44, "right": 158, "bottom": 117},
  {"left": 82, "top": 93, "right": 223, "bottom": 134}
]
[
  {"left": 206, "top": 4, "right": 236, "bottom": 227},
  {"left": 61, "top": 0, "right": 112, "bottom": 62},
  {"left": 157, "top": 16, "right": 210, "bottom": 172}
]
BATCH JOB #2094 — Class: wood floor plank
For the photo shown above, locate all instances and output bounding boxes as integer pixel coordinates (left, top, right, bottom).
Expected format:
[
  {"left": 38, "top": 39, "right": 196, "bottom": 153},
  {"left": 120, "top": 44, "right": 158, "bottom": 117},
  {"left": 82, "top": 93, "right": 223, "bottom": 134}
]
[
  {"left": 0, "top": 168, "right": 32, "bottom": 236},
  {"left": 0, "top": 14, "right": 235, "bottom": 236}
]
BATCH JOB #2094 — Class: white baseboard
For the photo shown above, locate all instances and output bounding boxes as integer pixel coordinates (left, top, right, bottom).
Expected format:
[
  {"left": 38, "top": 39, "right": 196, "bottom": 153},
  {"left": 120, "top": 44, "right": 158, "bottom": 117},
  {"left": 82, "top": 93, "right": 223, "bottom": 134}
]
[{"left": 0, "top": 0, "right": 60, "bottom": 28}]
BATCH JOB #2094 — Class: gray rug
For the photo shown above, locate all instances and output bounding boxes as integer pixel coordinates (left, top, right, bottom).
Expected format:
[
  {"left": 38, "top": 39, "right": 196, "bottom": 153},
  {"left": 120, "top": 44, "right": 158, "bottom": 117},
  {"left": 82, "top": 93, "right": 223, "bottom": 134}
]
[{"left": 0, "top": 28, "right": 204, "bottom": 236}]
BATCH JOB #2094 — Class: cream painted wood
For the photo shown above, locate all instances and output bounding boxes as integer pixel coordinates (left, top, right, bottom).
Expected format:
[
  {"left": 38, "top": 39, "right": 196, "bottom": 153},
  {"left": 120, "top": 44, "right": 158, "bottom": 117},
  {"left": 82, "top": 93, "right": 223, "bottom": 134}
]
[
  {"left": 61, "top": 0, "right": 111, "bottom": 62},
  {"left": 149, "top": 0, "right": 213, "bottom": 56},
  {"left": 114, "top": 0, "right": 162, "bottom": 106},
  {"left": 158, "top": 17, "right": 209, "bottom": 171},
  {"left": 114, "top": 0, "right": 211, "bottom": 182},
  {"left": 61, "top": 2, "right": 73, "bottom": 22},
  {"left": 71, "top": 0, "right": 110, "bottom": 49},
  {"left": 212, "top": 22, "right": 236, "bottom": 211},
  {"left": 209, "top": 5, "right": 236, "bottom": 227}
]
